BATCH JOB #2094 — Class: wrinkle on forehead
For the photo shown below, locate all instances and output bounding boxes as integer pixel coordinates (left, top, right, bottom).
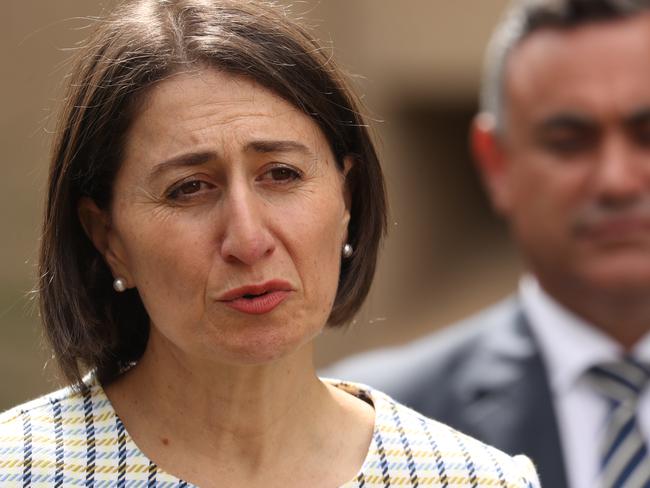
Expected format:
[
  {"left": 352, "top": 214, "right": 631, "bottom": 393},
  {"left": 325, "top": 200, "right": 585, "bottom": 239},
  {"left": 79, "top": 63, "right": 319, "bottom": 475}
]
[
  {"left": 120, "top": 68, "right": 334, "bottom": 185},
  {"left": 142, "top": 74, "right": 296, "bottom": 129},
  {"left": 126, "top": 69, "right": 309, "bottom": 148}
]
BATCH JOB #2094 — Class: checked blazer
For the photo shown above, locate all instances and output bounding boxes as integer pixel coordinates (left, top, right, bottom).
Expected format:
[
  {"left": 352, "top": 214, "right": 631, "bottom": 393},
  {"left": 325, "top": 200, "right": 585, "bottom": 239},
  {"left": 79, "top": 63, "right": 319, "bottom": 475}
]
[
  {"left": 324, "top": 298, "right": 567, "bottom": 488},
  {"left": 0, "top": 374, "right": 539, "bottom": 487}
]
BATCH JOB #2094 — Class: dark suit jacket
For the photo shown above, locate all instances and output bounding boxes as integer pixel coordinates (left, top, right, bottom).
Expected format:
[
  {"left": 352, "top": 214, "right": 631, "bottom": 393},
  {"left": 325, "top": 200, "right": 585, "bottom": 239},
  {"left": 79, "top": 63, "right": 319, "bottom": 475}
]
[{"left": 323, "top": 298, "right": 568, "bottom": 488}]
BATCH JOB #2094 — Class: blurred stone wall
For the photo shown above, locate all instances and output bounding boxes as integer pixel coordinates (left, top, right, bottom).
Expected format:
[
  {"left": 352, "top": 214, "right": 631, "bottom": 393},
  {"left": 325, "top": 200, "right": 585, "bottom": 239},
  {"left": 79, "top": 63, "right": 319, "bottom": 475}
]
[{"left": 1, "top": 0, "right": 519, "bottom": 411}]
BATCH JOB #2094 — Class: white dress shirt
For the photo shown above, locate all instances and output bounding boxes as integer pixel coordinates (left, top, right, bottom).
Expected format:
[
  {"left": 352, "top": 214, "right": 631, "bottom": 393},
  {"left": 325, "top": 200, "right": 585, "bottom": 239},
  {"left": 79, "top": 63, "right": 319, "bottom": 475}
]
[{"left": 519, "top": 275, "right": 650, "bottom": 488}]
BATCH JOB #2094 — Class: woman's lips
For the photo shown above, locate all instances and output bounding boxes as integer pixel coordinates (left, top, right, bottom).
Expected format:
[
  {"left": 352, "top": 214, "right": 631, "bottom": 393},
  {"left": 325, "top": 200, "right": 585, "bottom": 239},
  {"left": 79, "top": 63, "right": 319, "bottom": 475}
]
[
  {"left": 217, "top": 280, "right": 292, "bottom": 315},
  {"left": 224, "top": 290, "right": 290, "bottom": 314}
]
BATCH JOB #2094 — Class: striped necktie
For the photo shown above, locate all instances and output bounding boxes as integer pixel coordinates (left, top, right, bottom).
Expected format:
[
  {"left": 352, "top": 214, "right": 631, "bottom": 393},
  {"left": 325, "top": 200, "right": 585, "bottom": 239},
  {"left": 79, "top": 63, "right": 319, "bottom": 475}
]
[{"left": 589, "top": 358, "right": 650, "bottom": 488}]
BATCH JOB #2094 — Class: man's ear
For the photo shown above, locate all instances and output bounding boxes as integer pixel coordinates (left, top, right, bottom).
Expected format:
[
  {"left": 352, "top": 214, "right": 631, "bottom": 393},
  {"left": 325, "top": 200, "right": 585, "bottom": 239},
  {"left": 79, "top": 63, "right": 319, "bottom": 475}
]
[
  {"left": 470, "top": 113, "right": 513, "bottom": 216},
  {"left": 78, "top": 197, "right": 132, "bottom": 285}
]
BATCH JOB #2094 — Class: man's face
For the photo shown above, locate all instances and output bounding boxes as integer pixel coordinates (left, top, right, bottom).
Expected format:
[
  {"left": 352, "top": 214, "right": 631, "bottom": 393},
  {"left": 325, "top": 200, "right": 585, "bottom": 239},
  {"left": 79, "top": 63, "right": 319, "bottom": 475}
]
[{"left": 486, "top": 14, "right": 650, "bottom": 298}]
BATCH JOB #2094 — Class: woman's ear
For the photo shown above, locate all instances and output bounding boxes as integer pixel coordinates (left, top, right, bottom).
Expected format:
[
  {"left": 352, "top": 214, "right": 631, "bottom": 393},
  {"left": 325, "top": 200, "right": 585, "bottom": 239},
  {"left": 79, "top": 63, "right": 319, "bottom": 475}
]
[
  {"left": 78, "top": 197, "right": 111, "bottom": 256},
  {"left": 342, "top": 155, "right": 354, "bottom": 214},
  {"left": 337, "top": 156, "right": 355, "bottom": 245},
  {"left": 78, "top": 197, "right": 132, "bottom": 284}
]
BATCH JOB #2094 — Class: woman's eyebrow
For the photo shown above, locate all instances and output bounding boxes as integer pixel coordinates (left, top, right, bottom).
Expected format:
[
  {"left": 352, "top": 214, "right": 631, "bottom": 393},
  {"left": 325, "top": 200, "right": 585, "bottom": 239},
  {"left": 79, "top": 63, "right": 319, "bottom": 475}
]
[
  {"left": 147, "top": 140, "right": 315, "bottom": 183},
  {"left": 148, "top": 151, "right": 216, "bottom": 183},
  {"left": 245, "top": 139, "right": 313, "bottom": 156}
]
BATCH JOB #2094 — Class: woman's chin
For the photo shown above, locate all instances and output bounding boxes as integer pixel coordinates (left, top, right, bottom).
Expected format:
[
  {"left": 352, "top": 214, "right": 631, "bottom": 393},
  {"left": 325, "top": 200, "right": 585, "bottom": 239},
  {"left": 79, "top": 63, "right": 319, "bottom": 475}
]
[{"left": 201, "top": 327, "right": 320, "bottom": 367}]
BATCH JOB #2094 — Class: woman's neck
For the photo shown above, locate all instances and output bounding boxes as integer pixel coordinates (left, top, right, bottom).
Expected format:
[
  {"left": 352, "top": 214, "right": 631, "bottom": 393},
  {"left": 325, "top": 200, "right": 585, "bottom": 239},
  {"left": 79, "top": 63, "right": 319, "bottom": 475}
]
[{"left": 104, "top": 331, "right": 374, "bottom": 487}]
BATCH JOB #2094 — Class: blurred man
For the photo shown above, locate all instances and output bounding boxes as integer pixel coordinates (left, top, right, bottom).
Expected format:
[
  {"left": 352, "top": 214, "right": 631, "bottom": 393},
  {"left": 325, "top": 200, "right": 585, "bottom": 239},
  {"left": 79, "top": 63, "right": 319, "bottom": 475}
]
[{"left": 326, "top": 1, "right": 650, "bottom": 487}]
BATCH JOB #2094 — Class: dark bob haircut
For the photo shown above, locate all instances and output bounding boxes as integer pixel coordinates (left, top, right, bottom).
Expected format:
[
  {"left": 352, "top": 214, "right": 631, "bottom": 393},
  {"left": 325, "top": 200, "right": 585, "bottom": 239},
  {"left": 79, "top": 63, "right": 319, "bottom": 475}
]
[{"left": 39, "top": 0, "right": 387, "bottom": 387}]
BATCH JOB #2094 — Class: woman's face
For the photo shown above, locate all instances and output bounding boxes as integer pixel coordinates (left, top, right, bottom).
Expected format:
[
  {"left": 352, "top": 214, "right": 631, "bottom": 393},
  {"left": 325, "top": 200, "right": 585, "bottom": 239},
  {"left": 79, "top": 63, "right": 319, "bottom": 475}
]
[{"left": 90, "top": 69, "right": 351, "bottom": 365}]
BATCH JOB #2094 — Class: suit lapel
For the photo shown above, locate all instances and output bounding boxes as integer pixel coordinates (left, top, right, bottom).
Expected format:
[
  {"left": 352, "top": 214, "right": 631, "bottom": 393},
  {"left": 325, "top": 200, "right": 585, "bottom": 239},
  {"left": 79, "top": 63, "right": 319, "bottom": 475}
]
[{"left": 457, "top": 304, "right": 568, "bottom": 488}]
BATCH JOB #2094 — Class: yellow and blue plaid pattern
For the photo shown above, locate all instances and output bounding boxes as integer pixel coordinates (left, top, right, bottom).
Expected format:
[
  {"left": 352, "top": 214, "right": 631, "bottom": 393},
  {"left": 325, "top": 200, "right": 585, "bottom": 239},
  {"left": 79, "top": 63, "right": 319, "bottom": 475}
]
[
  {"left": 0, "top": 382, "right": 188, "bottom": 487},
  {"left": 333, "top": 382, "right": 539, "bottom": 488},
  {"left": 0, "top": 377, "right": 539, "bottom": 487}
]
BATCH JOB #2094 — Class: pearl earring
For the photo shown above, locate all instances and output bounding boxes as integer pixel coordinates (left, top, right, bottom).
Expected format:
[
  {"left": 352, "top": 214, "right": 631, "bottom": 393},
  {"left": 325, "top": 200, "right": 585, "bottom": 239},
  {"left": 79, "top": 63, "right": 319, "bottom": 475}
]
[
  {"left": 113, "top": 278, "right": 127, "bottom": 292},
  {"left": 342, "top": 243, "right": 353, "bottom": 259}
]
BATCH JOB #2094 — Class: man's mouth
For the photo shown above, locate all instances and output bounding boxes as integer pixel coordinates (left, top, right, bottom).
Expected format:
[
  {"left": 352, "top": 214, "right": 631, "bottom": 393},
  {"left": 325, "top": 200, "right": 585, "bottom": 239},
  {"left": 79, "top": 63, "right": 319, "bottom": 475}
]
[{"left": 576, "top": 216, "right": 650, "bottom": 244}]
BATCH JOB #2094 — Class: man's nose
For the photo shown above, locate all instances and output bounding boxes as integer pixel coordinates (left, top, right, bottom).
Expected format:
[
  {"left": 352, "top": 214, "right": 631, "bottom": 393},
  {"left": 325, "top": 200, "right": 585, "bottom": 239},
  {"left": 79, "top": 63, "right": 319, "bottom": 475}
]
[
  {"left": 219, "top": 188, "right": 275, "bottom": 266},
  {"left": 592, "top": 136, "right": 646, "bottom": 205}
]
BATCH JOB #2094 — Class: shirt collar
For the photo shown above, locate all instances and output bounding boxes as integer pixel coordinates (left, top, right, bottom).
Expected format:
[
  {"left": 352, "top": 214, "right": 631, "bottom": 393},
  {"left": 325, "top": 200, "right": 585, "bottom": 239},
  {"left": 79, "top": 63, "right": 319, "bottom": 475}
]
[
  {"left": 519, "top": 275, "right": 623, "bottom": 394},
  {"left": 633, "top": 335, "right": 650, "bottom": 360}
]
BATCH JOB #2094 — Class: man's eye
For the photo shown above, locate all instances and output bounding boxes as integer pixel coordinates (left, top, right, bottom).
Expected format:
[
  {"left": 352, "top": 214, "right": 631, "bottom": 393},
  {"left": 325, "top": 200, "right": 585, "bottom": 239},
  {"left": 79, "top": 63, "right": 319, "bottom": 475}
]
[
  {"left": 632, "top": 128, "right": 650, "bottom": 147},
  {"left": 536, "top": 124, "right": 597, "bottom": 157},
  {"left": 540, "top": 133, "right": 594, "bottom": 156},
  {"left": 545, "top": 138, "right": 588, "bottom": 153}
]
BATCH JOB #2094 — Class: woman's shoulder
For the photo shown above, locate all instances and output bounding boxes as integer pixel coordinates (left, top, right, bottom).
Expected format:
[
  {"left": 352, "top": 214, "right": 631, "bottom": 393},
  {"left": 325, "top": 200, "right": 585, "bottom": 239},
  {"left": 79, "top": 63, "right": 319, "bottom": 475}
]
[
  {"left": 326, "top": 379, "right": 540, "bottom": 488},
  {"left": 0, "top": 380, "right": 108, "bottom": 480},
  {"left": 0, "top": 377, "right": 197, "bottom": 486},
  {"left": 0, "top": 383, "right": 84, "bottom": 430},
  {"left": 0, "top": 383, "right": 89, "bottom": 448},
  {"left": 376, "top": 394, "right": 540, "bottom": 488}
]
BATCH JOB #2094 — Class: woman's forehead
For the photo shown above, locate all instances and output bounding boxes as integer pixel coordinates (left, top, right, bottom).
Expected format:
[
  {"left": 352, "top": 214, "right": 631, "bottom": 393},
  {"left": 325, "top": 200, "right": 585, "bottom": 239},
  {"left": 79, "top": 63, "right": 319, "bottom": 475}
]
[
  {"left": 122, "top": 69, "right": 329, "bottom": 168},
  {"left": 139, "top": 70, "right": 297, "bottom": 126}
]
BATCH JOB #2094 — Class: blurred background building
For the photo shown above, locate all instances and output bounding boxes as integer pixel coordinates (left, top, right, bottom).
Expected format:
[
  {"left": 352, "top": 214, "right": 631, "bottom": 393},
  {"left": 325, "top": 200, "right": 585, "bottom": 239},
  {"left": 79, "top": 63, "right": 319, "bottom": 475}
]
[{"left": 1, "top": 0, "right": 519, "bottom": 410}]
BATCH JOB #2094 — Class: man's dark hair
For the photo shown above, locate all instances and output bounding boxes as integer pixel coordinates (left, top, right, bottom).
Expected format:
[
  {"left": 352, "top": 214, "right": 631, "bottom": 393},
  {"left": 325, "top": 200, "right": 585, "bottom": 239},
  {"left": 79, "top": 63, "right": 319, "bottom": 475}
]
[
  {"left": 482, "top": 0, "right": 650, "bottom": 132},
  {"left": 39, "top": 0, "right": 387, "bottom": 387}
]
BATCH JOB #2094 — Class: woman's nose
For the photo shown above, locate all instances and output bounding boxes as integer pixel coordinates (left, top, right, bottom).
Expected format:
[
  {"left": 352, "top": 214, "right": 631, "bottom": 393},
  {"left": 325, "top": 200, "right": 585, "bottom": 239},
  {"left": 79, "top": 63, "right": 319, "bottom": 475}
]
[{"left": 219, "top": 189, "right": 275, "bottom": 266}]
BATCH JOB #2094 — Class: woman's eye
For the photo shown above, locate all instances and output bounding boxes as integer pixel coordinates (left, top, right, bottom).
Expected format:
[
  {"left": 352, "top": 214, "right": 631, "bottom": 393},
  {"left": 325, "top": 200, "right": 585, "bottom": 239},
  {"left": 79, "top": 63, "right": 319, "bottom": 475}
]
[
  {"left": 262, "top": 166, "right": 301, "bottom": 183},
  {"left": 167, "top": 180, "right": 215, "bottom": 200}
]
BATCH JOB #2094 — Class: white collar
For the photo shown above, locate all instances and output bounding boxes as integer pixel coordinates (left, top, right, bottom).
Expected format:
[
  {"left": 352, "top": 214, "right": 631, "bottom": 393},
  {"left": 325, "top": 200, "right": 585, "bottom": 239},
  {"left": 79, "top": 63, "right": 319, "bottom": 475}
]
[{"left": 519, "top": 275, "right": 650, "bottom": 394}]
